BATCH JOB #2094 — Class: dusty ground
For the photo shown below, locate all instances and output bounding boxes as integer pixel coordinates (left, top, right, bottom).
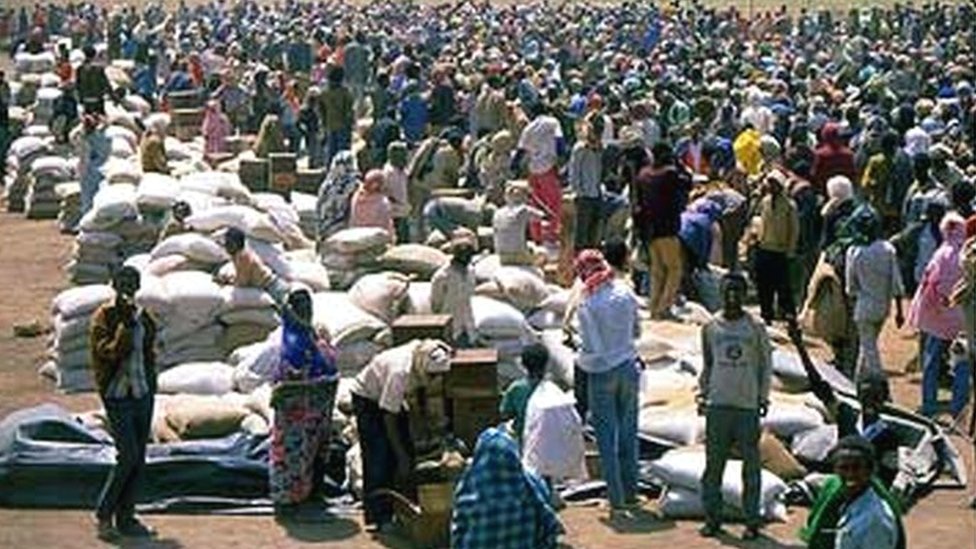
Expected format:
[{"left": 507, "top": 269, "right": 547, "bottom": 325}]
[{"left": 0, "top": 209, "right": 973, "bottom": 548}]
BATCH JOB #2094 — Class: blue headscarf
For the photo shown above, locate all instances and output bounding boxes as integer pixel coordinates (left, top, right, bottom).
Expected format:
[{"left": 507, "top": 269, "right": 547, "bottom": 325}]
[{"left": 278, "top": 312, "right": 336, "bottom": 382}]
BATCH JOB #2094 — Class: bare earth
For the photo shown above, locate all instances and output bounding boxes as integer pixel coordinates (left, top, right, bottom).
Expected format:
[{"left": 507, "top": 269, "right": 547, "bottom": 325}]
[{"left": 0, "top": 210, "right": 973, "bottom": 547}]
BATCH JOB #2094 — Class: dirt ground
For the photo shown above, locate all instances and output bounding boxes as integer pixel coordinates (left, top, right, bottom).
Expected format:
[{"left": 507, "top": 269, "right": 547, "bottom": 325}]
[{"left": 0, "top": 209, "right": 974, "bottom": 548}]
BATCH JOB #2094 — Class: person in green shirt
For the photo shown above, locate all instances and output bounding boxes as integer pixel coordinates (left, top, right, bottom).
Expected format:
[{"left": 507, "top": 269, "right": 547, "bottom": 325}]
[{"left": 500, "top": 343, "right": 549, "bottom": 444}]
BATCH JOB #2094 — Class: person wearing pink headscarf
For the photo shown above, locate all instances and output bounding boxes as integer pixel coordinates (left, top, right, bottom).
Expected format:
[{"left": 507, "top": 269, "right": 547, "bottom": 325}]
[
  {"left": 573, "top": 249, "right": 641, "bottom": 517},
  {"left": 201, "top": 100, "right": 231, "bottom": 155},
  {"left": 349, "top": 169, "right": 394, "bottom": 236},
  {"left": 909, "top": 213, "right": 967, "bottom": 417}
]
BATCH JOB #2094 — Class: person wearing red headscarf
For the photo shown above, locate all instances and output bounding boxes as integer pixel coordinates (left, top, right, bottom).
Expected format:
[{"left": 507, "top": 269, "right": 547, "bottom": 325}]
[
  {"left": 810, "top": 122, "right": 857, "bottom": 194},
  {"left": 573, "top": 249, "right": 642, "bottom": 517}
]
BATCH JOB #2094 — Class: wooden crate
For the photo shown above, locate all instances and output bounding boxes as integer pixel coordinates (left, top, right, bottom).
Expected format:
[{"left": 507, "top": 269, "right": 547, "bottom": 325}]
[
  {"left": 167, "top": 89, "right": 202, "bottom": 110},
  {"left": 451, "top": 395, "right": 499, "bottom": 449},
  {"left": 448, "top": 348, "right": 498, "bottom": 398},
  {"left": 295, "top": 168, "right": 326, "bottom": 194},
  {"left": 239, "top": 157, "right": 269, "bottom": 192},
  {"left": 391, "top": 314, "right": 453, "bottom": 346},
  {"left": 268, "top": 153, "right": 297, "bottom": 200}
]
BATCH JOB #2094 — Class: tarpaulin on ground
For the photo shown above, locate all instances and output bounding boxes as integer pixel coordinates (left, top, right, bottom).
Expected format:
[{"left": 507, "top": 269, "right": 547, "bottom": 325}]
[{"left": 0, "top": 404, "right": 271, "bottom": 509}]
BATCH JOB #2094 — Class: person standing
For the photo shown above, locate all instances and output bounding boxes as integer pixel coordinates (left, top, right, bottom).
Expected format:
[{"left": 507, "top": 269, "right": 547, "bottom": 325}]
[
  {"left": 845, "top": 208, "right": 905, "bottom": 381},
  {"left": 515, "top": 102, "right": 565, "bottom": 245},
  {"left": 76, "top": 45, "right": 112, "bottom": 114},
  {"left": 860, "top": 132, "right": 913, "bottom": 235},
  {"left": 270, "top": 289, "right": 339, "bottom": 509},
  {"left": 634, "top": 142, "right": 691, "bottom": 319},
  {"left": 697, "top": 272, "right": 772, "bottom": 540},
  {"left": 909, "top": 213, "right": 967, "bottom": 417},
  {"left": 754, "top": 170, "right": 799, "bottom": 324},
  {"left": 382, "top": 141, "right": 411, "bottom": 243},
  {"left": 319, "top": 65, "right": 354, "bottom": 165},
  {"left": 811, "top": 121, "right": 857, "bottom": 194},
  {"left": 574, "top": 249, "right": 641, "bottom": 517},
  {"left": 89, "top": 267, "right": 158, "bottom": 541},
  {"left": 73, "top": 114, "right": 111, "bottom": 224},
  {"left": 568, "top": 116, "right": 605, "bottom": 250},
  {"left": 431, "top": 236, "right": 478, "bottom": 348},
  {"left": 201, "top": 100, "right": 232, "bottom": 156},
  {"left": 342, "top": 31, "right": 371, "bottom": 114}
]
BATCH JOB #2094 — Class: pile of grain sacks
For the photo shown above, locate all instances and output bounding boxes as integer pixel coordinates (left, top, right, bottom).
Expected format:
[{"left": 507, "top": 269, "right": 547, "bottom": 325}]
[
  {"left": 41, "top": 284, "right": 116, "bottom": 391},
  {"left": 24, "top": 156, "right": 75, "bottom": 220},
  {"left": 319, "top": 227, "right": 392, "bottom": 290},
  {"left": 4, "top": 136, "right": 53, "bottom": 213},
  {"left": 68, "top": 183, "right": 163, "bottom": 284}
]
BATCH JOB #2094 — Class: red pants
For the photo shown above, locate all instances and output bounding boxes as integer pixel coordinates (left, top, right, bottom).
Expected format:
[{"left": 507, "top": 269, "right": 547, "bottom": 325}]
[{"left": 528, "top": 169, "right": 562, "bottom": 244}]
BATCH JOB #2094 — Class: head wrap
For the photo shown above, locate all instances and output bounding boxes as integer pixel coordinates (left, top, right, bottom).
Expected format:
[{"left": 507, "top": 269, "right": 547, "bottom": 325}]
[{"left": 574, "top": 249, "right": 614, "bottom": 295}]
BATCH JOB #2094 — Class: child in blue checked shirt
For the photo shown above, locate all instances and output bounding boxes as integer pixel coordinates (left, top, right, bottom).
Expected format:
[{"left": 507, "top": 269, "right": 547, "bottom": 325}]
[{"left": 499, "top": 343, "right": 549, "bottom": 444}]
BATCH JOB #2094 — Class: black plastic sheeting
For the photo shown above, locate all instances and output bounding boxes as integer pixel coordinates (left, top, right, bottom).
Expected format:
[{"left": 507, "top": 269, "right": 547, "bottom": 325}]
[{"left": 0, "top": 404, "right": 272, "bottom": 510}]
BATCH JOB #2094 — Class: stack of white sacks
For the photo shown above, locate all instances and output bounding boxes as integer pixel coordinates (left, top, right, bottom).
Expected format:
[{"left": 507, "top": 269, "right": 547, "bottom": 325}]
[
  {"left": 42, "top": 284, "right": 116, "bottom": 391},
  {"left": 319, "top": 227, "right": 391, "bottom": 289},
  {"left": 10, "top": 51, "right": 56, "bottom": 108},
  {"left": 25, "top": 156, "right": 74, "bottom": 220},
  {"left": 68, "top": 182, "right": 162, "bottom": 285},
  {"left": 4, "top": 135, "right": 52, "bottom": 213}
]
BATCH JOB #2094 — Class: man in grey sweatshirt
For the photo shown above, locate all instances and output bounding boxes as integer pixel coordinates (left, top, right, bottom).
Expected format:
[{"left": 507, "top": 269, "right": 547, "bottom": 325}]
[{"left": 697, "top": 272, "right": 772, "bottom": 540}]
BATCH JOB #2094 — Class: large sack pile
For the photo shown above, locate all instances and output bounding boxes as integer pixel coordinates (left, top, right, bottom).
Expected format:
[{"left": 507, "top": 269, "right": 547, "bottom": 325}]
[
  {"left": 4, "top": 136, "right": 52, "bottom": 213},
  {"left": 137, "top": 271, "right": 226, "bottom": 367},
  {"left": 312, "top": 291, "right": 392, "bottom": 374},
  {"left": 25, "top": 156, "right": 74, "bottom": 220},
  {"left": 69, "top": 184, "right": 162, "bottom": 285},
  {"left": 320, "top": 228, "right": 391, "bottom": 289},
  {"left": 377, "top": 244, "right": 449, "bottom": 281},
  {"left": 217, "top": 286, "right": 278, "bottom": 355},
  {"left": 43, "top": 284, "right": 116, "bottom": 391}
]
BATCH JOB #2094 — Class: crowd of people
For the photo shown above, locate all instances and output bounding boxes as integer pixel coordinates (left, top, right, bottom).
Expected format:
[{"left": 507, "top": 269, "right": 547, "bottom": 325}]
[{"left": 2, "top": 0, "right": 976, "bottom": 547}]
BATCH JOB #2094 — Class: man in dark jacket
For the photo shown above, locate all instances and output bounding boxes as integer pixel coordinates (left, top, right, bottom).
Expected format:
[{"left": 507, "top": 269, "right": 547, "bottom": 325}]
[
  {"left": 76, "top": 45, "right": 112, "bottom": 115},
  {"left": 89, "top": 266, "right": 158, "bottom": 541},
  {"left": 634, "top": 142, "right": 691, "bottom": 318}
]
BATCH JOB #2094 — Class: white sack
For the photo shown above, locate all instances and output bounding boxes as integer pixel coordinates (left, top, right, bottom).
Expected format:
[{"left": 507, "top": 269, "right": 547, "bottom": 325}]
[{"left": 157, "top": 362, "right": 236, "bottom": 395}]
